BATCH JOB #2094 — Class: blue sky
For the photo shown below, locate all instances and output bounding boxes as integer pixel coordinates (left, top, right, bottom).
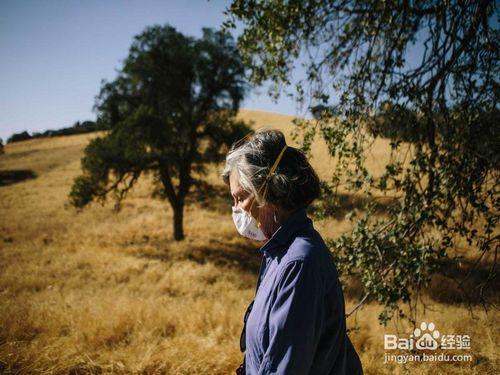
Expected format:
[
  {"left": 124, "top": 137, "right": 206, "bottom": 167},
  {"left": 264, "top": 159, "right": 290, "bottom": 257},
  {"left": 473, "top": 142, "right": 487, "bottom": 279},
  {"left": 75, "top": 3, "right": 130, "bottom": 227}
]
[{"left": 0, "top": 0, "right": 300, "bottom": 142}]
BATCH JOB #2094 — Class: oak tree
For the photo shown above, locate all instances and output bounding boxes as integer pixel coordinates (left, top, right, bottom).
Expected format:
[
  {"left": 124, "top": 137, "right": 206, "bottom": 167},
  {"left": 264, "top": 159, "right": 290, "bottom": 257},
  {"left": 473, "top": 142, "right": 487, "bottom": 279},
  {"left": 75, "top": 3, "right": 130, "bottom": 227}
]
[{"left": 69, "top": 25, "right": 250, "bottom": 241}]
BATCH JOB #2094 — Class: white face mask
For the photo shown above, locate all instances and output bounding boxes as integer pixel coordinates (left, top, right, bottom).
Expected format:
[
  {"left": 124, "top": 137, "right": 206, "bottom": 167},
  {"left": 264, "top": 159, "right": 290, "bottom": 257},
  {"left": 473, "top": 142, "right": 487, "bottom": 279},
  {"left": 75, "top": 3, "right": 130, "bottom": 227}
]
[{"left": 232, "top": 206, "right": 267, "bottom": 241}]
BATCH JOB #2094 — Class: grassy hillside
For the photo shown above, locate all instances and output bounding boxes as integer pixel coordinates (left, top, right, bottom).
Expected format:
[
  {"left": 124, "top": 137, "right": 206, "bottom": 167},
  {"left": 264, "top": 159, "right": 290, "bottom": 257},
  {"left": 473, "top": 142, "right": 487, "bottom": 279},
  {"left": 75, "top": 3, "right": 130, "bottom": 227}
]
[{"left": 0, "top": 110, "right": 497, "bottom": 374}]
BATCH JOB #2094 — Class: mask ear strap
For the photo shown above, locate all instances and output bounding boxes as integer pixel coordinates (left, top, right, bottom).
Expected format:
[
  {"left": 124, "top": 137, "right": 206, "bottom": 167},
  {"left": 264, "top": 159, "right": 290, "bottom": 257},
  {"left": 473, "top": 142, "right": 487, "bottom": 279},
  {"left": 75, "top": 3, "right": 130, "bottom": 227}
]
[{"left": 248, "top": 144, "right": 288, "bottom": 215}]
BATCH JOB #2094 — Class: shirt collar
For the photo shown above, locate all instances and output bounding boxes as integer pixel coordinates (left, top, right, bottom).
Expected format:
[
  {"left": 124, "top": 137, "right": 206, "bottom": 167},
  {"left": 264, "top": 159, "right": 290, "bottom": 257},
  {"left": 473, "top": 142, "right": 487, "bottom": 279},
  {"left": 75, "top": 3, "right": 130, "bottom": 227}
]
[{"left": 259, "top": 207, "right": 312, "bottom": 257}]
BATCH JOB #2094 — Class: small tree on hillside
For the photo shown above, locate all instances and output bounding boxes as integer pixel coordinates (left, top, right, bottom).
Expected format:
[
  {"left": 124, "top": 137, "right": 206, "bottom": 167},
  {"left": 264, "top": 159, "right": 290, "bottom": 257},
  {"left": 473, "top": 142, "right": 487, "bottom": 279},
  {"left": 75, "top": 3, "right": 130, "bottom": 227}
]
[
  {"left": 7, "top": 131, "right": 32, "bottom": 143},
  {"left": 69, "top": 25, "right": 250, "bottom": 240}
]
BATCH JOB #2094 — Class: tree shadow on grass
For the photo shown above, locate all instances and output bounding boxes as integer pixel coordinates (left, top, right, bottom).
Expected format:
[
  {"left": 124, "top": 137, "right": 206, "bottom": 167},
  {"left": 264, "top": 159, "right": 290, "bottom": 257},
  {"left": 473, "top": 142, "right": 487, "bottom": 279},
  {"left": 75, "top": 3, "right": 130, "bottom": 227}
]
[
  {"left": 0, "top": 169, "right": 37, "bottom": 187},
  {"left": 132, "top": 235, "right": 262, "bottom": 276},
  {"left": 341, "top": 275, "right": 366, "bottom": 301},
  {"left": 427, "top": 256, "right": 499, "bottom": 306},
  {"left": 310, "top": 192, "right": 399, "bottom": 220},
  {"left": 184, "top": 238, "right": 262, "bottom": 275}
]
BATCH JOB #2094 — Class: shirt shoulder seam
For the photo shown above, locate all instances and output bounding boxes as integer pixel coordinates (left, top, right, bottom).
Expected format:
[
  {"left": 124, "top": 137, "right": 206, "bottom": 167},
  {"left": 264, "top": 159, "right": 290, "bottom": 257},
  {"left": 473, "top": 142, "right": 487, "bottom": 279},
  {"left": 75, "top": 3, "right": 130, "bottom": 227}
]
[{"left": 275, "top": 257, "right": 318, "bottom": 288}]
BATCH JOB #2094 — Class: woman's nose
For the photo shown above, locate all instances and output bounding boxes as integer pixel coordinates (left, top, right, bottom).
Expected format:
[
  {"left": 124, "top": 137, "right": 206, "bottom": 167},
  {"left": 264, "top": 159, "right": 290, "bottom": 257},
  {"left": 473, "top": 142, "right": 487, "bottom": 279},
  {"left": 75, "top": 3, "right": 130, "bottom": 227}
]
[{"left": 236, "top": 196, "right": 254, "bottom": 212}]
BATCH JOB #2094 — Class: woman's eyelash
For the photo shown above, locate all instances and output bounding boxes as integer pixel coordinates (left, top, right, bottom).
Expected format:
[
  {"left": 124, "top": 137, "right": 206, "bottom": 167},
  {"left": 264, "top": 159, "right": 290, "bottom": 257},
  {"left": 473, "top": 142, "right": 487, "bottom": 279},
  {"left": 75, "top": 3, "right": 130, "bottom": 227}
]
[{"left": 235, "top": 193, "right": 249, "bottom": 203}]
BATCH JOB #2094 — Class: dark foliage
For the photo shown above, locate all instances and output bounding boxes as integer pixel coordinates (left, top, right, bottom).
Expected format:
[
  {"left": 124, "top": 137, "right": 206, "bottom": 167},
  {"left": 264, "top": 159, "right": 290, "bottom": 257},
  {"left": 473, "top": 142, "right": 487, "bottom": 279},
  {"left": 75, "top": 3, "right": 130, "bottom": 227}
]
[{"left": 69, "top": 24, "right": 251, "bottom": 240}]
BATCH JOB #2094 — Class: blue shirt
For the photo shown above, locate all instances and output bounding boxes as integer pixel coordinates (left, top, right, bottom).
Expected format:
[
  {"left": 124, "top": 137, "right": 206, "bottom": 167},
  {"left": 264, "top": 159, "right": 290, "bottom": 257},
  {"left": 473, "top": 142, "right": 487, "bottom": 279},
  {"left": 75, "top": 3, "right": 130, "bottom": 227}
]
[{"left": 244, "top": 208, "right": 363, "bottom": 374}]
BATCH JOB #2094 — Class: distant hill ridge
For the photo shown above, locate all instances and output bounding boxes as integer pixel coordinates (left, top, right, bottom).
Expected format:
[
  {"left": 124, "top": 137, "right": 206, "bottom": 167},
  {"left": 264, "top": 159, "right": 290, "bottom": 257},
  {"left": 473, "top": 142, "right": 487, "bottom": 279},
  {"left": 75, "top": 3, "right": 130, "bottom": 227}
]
[{"left": 6, "top": 120, "right": 103, "bottom": 144}]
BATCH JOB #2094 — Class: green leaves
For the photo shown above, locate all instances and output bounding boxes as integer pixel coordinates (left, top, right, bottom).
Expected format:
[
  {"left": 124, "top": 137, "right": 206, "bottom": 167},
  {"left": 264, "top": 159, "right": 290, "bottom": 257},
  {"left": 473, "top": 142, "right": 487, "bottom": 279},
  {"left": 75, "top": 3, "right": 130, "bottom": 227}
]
[
  {"left": 69, "top": 175, "right": 101, "bottom": 209},
  {"left": 329, "top": 202, "right": 445, "bottom": 325}
]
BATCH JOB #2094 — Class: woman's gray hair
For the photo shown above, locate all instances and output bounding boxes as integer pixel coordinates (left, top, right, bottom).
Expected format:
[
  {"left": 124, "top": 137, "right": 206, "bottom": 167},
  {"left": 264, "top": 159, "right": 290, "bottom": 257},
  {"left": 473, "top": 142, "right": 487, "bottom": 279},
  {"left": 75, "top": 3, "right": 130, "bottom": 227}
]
[{"left": 221, "top": 129, "right": 321, "bottom": 210}]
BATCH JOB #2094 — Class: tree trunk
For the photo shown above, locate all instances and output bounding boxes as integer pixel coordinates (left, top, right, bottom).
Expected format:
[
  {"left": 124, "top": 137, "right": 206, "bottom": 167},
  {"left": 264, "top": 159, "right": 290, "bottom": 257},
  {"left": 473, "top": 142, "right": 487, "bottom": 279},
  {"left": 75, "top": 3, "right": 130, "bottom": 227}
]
[
  {"left": 172, "top": 202, "right": 184, "bottom": 241},
  {"left": 158, "top": 168, "right": 186, "bottom": 241}
]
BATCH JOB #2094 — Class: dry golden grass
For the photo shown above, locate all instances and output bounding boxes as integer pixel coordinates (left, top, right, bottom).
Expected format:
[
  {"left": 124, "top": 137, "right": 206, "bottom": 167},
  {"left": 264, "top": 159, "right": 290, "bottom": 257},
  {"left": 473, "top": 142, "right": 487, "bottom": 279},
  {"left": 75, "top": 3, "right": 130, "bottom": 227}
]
[{"left": 0, "top": 109, "right": 498, "bottom": 374}]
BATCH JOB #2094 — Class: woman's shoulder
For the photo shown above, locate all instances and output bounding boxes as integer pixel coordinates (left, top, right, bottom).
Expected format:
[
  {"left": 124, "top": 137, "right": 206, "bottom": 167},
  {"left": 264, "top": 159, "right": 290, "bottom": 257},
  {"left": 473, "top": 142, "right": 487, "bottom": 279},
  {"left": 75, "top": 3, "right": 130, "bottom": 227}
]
[
  {"left": 275, "top": 229, "right": 342, "bottom": 295},
  {"left": 283, "top": 227, "right": 330, "bottom": 262}
]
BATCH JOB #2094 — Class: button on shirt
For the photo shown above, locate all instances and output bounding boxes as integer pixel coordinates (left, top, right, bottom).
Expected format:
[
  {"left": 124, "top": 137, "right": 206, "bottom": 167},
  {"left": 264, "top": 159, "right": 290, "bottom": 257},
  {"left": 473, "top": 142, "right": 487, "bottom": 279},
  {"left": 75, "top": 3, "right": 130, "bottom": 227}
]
[{"left": 244, "top": 208, "right": 363, "bottom": 374}]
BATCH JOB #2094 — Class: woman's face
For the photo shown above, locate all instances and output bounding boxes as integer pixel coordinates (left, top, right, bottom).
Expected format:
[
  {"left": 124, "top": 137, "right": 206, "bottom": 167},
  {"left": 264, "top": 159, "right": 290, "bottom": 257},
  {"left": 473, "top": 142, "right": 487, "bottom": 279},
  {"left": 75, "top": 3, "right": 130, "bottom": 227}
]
[{"left": 229, "top": 171, "right": 278, "bottom": 239}]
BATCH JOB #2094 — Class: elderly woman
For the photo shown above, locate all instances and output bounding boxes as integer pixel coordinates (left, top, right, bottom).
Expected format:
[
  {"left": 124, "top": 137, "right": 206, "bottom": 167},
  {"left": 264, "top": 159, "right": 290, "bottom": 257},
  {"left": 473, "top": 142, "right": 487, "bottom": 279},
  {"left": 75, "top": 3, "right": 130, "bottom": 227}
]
[{"left": 222, "top": 129, "right": 363, "bottom": 375}]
